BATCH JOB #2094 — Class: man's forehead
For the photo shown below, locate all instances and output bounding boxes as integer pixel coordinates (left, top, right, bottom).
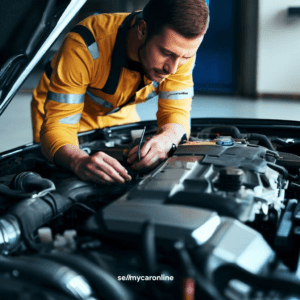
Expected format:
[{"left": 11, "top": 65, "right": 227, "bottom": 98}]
[{"left": 154, "top": 26, "right": 204, "bottom": 56}]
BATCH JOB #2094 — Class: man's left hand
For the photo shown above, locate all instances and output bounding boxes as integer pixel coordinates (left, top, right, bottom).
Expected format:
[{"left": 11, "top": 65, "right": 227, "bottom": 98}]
[{"left": 127, "top": 133, "right": 173, "bottom": 173}]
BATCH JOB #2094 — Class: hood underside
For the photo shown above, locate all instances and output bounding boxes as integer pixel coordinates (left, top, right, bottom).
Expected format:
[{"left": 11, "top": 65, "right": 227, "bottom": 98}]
[{"left": 0, "top": 0, "right": 87, "bottom": 116}]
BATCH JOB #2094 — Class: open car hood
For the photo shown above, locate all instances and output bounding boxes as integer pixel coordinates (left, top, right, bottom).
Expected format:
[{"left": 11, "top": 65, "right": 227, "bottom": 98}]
[{"left": 0, "top": 0, "right": 87, "bottom": 116}]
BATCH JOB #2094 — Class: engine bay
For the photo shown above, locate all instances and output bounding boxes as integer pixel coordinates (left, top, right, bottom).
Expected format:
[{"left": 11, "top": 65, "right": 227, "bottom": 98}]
[{"left": 0, "top": 119, "right": 300, "bottom": 300}]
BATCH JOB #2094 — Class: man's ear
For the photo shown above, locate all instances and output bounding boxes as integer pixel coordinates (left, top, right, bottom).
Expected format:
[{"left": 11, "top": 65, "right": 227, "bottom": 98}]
[{"left": 137, "top": 20, "right": 147, "bottom": 41}]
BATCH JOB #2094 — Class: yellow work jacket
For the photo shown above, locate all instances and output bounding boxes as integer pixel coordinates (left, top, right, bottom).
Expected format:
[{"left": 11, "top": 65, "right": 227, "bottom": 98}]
[{"left": 31, "top": 12, "right": 196, "bottom": 162}]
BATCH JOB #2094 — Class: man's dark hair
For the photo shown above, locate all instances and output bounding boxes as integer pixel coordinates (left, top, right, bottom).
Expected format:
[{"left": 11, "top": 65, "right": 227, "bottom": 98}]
[{"left": 143, "top": 0, "right": 209, "bottom": 41}]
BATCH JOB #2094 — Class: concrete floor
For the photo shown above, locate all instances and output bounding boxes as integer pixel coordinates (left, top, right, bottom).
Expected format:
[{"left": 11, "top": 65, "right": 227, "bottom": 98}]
[{"left": 1, "top": 70, "right": 300, "bottom": 153}]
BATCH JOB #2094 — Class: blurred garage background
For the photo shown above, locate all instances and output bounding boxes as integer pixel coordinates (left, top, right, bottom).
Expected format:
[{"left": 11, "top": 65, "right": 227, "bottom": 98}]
[{"left": 1, "top": 0, "right": 300, "bottom": 152}]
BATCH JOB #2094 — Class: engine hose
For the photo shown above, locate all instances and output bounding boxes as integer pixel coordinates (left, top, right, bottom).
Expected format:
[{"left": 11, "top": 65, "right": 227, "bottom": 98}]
[
  {"left": 198, "top": 126, "right": 242, "bottom": 139},
  {"left": 0, "top": 171, "right": 56, "bottom": 200},
  {"left": 271, "top": 137, "right": 290, "bottom": 147},
  {"left": 0, "top": 274, "right": 77, "bottom": 300},
  {"left": 141, "top": 221, "right": 162, "bottom": 300},
  {"left": 174, "top": 241, "right": 225, "bottom": 300},
  {"left": 266, "top": 149, "right": 280, "bottom": 159},
  {"left": 0, "top": 255, "right": 96, "bottom": 300},
  {"left": 13, "top": 172, "right": 56, "bottom": 197},
  {"left": 0, "top": 192, "right": 74, "bottom": 254},
  {"left": 0, "top": 183, "right": 35, "bottom": 199},
  {"left": 267, "top": 162, "right": 289, "bottom": 180},
  {"left": 213, "top": 263, "right": 300, "bottom": 296},
  {"left": 36, "top": 253, "right": 135, "bottom": 300},
  {"left": 142, "top": 221, "right": 157, "bottom": 277},
  {"left": 246, "top": 133, "right": 276, "bottom": 151}
]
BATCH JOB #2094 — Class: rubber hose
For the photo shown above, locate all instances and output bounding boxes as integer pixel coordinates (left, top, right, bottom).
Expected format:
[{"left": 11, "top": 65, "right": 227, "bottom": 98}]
[
  {"left": 0, "top": 274, "right": 76, "bottom": 300},
  {"left": 36, "top": 253, "right": 135, "bottom": 300},
  {"left": 0, "top": 255, "right": 95, "bottom": 300},
  {"left": 0, "top": 183, "right": 35, "bottom": 199},
  {"left": 141, "top": 221, "right": 161, "bottom": 300},
  {"left": 175, "top": 241, "right": 225, "bottom": 300},
  {"left": 267, "top": 162, "right": 289, "bottom": 180},
  {"left": 213, "top": 263, "right": 300, "bottom": 296},
  {"left": 199, "top": 126, "right": 242, "bottom": 139},
  {"left": 13, "top": 172, "right": 55, "bottom": 195},
  {"left": 247, "top": 133, "right": 276, "bottom": 151},
  {"left": 142, "top": 221, "right": 157, "bottom": 276}
]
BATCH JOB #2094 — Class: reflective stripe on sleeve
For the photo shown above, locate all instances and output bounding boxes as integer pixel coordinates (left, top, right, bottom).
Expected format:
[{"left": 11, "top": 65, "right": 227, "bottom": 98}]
[
  {"left": 86, "top": 89, "right": 114, "bottom": 108},
  {"left": 88, "top": 42, "right": 100, "bottom": 60},
  {"left": 47, "top": 92, "right": 85, "bottom": 104},
  {"left": 70, "top": 25, "right": 100, "bottom": 61},
  {"left": 159, "top": 87, "right": 194, "bottom": 100},
  {"left": 145, "top": 91, "right": 158, "bottom": 101},
  {"left": 59, "top": 113, "right": 82, "bottom": 125}
]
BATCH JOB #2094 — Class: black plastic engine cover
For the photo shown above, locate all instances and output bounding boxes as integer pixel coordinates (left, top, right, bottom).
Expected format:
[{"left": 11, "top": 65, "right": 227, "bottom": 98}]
[
  {"left": 175, "top": 143, "right": 268, "bottom": 173},
  {"left": 95, "top": 141, "right": 280, "bottom": 237},
  {"left": 86, "top": 141, "right": 278, "bottom": 278}
]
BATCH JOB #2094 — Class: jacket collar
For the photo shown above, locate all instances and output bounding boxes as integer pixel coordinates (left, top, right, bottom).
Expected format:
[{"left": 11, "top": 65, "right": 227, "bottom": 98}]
[{"left": 101, "top": 11, "right": 143, "bottom": 95}]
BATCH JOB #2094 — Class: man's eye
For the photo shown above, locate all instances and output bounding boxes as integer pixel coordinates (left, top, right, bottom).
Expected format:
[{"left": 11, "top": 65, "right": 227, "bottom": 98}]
[{"left": 162, "top": 51, "right": 171, "bottom": 57}]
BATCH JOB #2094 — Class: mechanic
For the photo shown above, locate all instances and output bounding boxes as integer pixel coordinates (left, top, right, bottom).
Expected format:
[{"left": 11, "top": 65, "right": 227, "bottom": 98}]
[{"left": 31, "top": 0, "right": 209, "bottom": 185}]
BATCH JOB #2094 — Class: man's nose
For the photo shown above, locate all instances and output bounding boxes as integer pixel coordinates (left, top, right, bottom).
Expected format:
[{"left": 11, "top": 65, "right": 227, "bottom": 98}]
[{"left": 164, "top": 57, "right": 180, "bottom": 75}]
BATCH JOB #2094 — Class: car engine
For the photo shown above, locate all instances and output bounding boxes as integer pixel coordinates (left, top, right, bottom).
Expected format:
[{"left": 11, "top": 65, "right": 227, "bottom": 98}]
[{"left": 0, "top": 119, "right": 300, "bottom": 300}]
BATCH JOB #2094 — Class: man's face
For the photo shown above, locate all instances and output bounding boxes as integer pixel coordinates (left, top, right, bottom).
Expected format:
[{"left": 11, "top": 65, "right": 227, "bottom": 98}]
[{"left": 138, "top": 26, "right": 204, "bottom": 83}]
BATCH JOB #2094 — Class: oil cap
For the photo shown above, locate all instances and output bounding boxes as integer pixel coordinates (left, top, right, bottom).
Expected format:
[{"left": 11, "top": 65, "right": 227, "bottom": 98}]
[{"left": 216, "top": 136, "right": 234, "bottom": 146}]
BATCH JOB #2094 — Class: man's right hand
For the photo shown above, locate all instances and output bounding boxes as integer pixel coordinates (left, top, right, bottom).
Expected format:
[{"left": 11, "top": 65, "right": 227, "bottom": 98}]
[{"left": 54, "top": 145, "right": 131, "bottom": 185}]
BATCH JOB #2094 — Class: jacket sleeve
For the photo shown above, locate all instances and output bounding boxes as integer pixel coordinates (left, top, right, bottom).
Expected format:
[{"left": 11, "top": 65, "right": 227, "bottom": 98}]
[
  {"left": 40, "top": 32, "right": 95, "bottom": 162},
  {"left": 157, "top": 55, "right": 196, "bottom": 138}
]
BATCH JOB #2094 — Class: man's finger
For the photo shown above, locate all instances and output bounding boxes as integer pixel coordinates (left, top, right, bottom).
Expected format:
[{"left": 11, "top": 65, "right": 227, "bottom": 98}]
[
  {"left": 95, "top": 162, "right": 125, "bottom": 184},
  {"left": 128, "top": 141, "right": 152, "bottom": 164},
  {"left": 101, "top": 153, "right": 131, "bottom": 181},
  {"left": 139, "top": 141, "right": 152, "bottom": 158},
  {"left": 128, "top": 145, "right": 138, "bottom": 158},
  {"left": 127, "top": 152, "right": 138, "bottom": 164},
  {"left": 131, "top": 154, "right": 161, "bottom": 172},
  {"left": 89, "top": 174, "right": 111, "bottom": 185},
  {"left": 86, "top": 168, "right": 116, "bottom": 184},
  {"left": 131, "top": 147, "right": 162, "bottom": 171}
]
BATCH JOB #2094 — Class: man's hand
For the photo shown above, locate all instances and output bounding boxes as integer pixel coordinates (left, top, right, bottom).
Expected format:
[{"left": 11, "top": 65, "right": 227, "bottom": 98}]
[
  {"left": 127, "top": 123, "right": 186, "bottom": 173},
  {"left": 72, "top": 152, "right": 132, "bottom": 184},
  {"left": 127, "top": 134, "right": 173, "bottom": 172},
  {"left": 54, "top": 145, "right": 131, "bottom": 185}
]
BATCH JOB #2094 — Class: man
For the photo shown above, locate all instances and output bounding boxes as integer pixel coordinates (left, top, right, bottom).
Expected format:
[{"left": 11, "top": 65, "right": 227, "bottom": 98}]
[{"left": 31, "top": 0, "right": 209, "bottom": 185}]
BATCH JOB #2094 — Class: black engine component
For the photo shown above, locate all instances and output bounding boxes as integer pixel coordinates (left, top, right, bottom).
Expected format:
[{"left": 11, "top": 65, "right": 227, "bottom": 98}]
[{"left": 0, "top": 124, "right": 300, "bottom": 300}]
